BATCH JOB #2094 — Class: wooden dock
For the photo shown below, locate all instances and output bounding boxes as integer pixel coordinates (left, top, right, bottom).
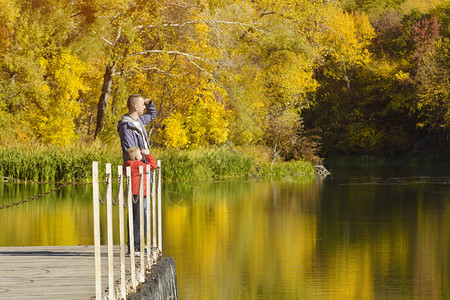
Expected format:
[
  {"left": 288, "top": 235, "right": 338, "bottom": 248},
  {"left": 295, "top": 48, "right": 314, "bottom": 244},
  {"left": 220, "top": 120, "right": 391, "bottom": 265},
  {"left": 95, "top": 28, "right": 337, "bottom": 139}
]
[{"left": 0, "top": 245, "right": 129, "bottom": 299}]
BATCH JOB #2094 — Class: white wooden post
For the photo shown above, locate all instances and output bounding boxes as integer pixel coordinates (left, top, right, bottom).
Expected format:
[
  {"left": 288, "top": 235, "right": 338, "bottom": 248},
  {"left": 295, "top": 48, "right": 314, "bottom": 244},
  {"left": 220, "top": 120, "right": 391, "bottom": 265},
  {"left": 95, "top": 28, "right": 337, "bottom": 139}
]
[
  {"left": 157, "top": 160, "right": 162, "bottom": 254},
  {"left": 139, "top": 166, "right": 145, "bottom": 281},
  {"left": 106, "top": 163, "right": 114, "bottom": 300},
  {"left": 152, "top": 170, "right": 157, "bottom": 258},
  {"left": 118, "top": 166, "right": 126, "bottom": 300},
  {"left": 146, "top": 165, "right": 151, "bottom": 266},
  {"left": 126, "top": 166, "right": 137, "bottom": 289},
  {"left": 92, "top": 162, "right": 101, "bottom": 299}
]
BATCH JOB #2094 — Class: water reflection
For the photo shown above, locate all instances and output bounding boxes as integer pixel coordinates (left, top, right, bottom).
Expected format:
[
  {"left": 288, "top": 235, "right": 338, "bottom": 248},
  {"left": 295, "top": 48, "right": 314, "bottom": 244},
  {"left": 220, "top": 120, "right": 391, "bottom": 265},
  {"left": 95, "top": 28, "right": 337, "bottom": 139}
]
[
  {"left": 163, "top": 180, "right": 321, "bottom": 299},
  {"left": 0, "top": 183, "right": 94, "bottom": 246},
  {"left": 162, "top": 178, "right": 449, "bottom": 299},
  {"left": 0, "top": 174, "right": 449, "bottom": 299}
]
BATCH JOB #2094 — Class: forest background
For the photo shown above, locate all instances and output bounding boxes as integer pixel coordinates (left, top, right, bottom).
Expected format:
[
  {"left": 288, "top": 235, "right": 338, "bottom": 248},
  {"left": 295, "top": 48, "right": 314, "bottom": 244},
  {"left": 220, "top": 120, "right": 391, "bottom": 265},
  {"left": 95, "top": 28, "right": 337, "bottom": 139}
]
[{"left": 0, "top": 0, "right": 449, "bottom": 181}]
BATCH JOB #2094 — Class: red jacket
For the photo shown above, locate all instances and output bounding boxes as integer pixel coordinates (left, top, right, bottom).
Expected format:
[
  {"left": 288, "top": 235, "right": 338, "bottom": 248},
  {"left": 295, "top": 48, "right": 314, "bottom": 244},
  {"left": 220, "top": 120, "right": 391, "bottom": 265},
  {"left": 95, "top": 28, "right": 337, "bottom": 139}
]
[{"left": 123, "top": 154, "right": 157, "bottom": 196}]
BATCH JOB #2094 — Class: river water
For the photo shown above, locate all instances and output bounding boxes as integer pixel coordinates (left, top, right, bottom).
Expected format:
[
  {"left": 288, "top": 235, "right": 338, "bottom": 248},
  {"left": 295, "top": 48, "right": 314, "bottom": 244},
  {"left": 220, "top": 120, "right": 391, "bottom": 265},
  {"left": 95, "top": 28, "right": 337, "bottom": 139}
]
[{"left": 1, "top": 164, "right": 449, "bottom": 299}]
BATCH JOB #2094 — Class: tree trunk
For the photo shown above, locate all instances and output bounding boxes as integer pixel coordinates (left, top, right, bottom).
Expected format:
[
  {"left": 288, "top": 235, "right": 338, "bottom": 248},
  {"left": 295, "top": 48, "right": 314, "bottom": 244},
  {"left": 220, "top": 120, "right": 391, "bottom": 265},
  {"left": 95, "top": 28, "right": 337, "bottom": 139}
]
[
  {"left": 271, "top": 143, "right": 277, "bottom": 169},
  {"left": 94, "top": 61, "right": 116, "bottom": 138},
  {"left": 341, "top": 57, "right": 350, "bottom": 90}
]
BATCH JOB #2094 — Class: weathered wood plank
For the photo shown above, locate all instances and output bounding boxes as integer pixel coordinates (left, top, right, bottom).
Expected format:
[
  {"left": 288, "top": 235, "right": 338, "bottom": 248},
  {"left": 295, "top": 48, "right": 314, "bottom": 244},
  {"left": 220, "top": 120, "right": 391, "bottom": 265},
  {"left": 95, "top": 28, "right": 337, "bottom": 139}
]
[{"left": 0, "top": 245, "right": 131, "bottom": 299}]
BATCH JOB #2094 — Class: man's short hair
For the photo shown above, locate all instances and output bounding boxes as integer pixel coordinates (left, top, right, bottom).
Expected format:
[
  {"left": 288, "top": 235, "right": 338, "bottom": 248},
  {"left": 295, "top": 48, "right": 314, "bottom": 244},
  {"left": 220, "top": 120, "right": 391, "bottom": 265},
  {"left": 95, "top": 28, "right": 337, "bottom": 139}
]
[
  {"left": 127, "top": 94, "right": 143, "bottom": 110},
  {"left": 125, "top": 146, "right": 141, "bottom": 161}
]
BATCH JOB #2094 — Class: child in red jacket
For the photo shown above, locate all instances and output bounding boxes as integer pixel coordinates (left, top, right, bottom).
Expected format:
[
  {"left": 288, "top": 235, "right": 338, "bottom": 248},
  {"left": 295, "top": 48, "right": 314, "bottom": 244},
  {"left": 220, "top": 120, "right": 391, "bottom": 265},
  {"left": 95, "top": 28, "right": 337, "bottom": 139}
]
[{"left": 123, "top": 146, "right": 157, "bottom": 255}]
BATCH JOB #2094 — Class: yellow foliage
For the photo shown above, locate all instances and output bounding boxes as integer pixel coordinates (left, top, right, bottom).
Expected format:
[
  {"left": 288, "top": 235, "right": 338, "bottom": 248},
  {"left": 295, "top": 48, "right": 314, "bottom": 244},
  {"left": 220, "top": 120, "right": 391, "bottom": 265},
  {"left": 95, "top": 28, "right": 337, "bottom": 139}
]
[
  {"left": 224, "top": 65, "right": 267, "bottom": 145},
  {"left": 395, "top": 70, "right": 410, "bottom": 80},
  {"left": 50, "top": 51, "right": 88, "bottom": 101},
  {"left": 319, "top": 6, "right": 375, "bottom": 80},
  {"left": 185, "top": 83, "right": 229, "bottom": 147},
  {"left": 27, "top": 51, "right": 89, "bottom": 146},
  {"left": 346, "top": 121, "right": 384, "bottom": 152},
  {"left": 401, "top": 0, "right": 443, "bottom": 13},
  {"left": 259, "top": 0, "right": 318, "bottom": 26},
  {"left": 157, "top": 79, "right": 229, "bottom": 149},
  {"left": 266, "top": 51, "right": 318, "bottom": 106},
  {"left": 160, "top": 113, "right": 189, "bottom": 148},
  {"left": 0, "top": 0, "right": 20, "bottom": 26}
]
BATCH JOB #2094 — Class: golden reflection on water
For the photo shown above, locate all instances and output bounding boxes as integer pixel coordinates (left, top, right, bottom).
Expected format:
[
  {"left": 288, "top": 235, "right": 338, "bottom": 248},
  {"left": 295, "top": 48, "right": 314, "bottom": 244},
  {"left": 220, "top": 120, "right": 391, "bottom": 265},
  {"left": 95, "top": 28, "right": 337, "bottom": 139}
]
[
  {"left": 162, "top": 180, "right": 449, "bottom": 300},
  {"left": 164, "top": 181, "right": 319, "bottom": 299},
  {"left": 0, "top": 178, "right": 449, "bottom": 299},
  {"left": 0, "top": 184, "right": 94, "bottom": 246}
]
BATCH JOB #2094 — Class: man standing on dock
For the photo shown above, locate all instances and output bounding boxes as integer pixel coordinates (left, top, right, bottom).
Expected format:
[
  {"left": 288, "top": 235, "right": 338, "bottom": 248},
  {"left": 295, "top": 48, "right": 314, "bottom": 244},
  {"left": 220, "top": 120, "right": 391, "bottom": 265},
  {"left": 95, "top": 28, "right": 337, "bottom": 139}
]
[
  {"left": 117, "top": 94, "right": 157, "bottom": 254},
  {"left": 117, "top": 94, "right": 157, "bottom": 162}
]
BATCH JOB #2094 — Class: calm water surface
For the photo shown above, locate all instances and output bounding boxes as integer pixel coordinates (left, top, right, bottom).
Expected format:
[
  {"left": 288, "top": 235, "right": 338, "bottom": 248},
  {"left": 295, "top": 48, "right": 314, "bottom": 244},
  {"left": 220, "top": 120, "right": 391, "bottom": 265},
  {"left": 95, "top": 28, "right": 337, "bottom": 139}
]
[{"left": 1, "top": 165, "right": 449, "bottom": 299}]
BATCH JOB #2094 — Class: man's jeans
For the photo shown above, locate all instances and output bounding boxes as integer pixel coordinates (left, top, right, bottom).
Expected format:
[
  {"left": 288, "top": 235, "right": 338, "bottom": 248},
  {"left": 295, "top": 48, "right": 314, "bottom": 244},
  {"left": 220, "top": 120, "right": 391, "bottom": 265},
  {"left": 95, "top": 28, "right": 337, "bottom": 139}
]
[{"left": 127, "top": 195, "right": 147, "bottom": 251}]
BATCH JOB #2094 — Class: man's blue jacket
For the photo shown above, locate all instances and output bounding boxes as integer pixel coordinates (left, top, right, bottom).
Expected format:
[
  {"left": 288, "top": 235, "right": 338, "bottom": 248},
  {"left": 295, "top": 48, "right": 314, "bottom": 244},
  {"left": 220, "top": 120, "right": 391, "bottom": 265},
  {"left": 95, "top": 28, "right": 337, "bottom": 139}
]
[{"left": 117, "top": 101, "right": 157, "bottom": 162}]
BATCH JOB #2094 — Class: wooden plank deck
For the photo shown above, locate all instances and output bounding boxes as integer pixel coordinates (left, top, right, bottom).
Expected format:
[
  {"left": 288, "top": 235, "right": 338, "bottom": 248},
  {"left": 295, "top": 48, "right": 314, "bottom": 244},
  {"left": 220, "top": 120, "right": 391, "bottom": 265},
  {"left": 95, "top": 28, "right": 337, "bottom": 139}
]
[{"left": 0, "top": 245, "right": 130, "bottom": 299}]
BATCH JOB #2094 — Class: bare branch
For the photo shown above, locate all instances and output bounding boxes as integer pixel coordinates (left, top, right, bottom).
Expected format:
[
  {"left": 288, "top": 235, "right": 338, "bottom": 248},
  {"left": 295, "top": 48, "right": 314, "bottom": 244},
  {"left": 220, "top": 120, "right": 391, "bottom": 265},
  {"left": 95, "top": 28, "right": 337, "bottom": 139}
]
[
  {"left": 134, "top": 21, "right": 203, "bottom": 30},
  {"left": 159, "top": 56, "right": 179, "bottom": 118},
  {"left": 135, "top": 50, "right": 218, "bottom": 81},
  {"left": 166, "top": 2, "right": 210, "bottom": 24},
  {"left": 133, "top": 19, "right": 266, "bottom": 34},
  {"left": 129, "top": 50, "right": 211, "bottom": 64},
  {"left": 101, "top": 36, "right": 114, "bottom": 47},
  {"left": 185, "top": 55, "right": 213, "bottom": 77},
  {"left": 127, "top": 66, "right": 180, "bottom": 77},
  {"left": 0, "top": 91, "right": 22, "bottom": 102},
  {"left": 101, "top": 25, "right": 122, "bottom": 47},
  {"left": 259, "top": 9, "right": 276, "bottom": 17},
  {"left": 113, "top": 25, "right": 122, "bottom": 46},
  {"left": 214, "top": 20, "right": 267, "bottom": 32}
]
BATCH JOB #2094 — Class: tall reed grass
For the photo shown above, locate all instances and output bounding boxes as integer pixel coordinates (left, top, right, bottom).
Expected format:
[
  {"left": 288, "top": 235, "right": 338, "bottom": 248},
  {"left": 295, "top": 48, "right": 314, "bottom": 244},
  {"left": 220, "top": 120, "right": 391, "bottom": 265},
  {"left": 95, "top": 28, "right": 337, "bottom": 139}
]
[
  {"left": 157, "top": 148, "right": 254, "bottom": 181},
  {"left": 0, "top": 145, "right": 314, "bottom": 182},
  {"left": 0, "top": 145, "right": 121, "bottom": 183},
  {"left": 257, "top": 160, "right": 315, "bottom": 179}
]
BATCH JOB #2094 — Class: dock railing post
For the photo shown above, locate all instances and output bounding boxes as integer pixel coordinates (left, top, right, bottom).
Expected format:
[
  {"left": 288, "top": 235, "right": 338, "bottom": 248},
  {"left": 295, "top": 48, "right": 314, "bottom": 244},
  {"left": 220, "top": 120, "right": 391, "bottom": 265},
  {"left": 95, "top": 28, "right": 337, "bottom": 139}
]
[
  {"left": 92, "top": 162, "right": 102, "bottom": 299},
  {"left": 157, "top": 160, "right": 162, "bottom": 254},
  {"left": 146, "top": 165, "right": 151, "bottom": 266},
  {"left": 139, "top": 166, "right": 145, "bottom": 282},
  {"left": 106, "top": 163, "right": 115, "bottom": 300},
  {"left": 152, "top": 169, "right": 157, "bottom": 261},
  {"left": 126, "top": 166, "right": 137, "bottom": 289},
  {"left": 92, "top": 161, "right": 165, "bottom": 298},
  {"left": 118, "top": 166, "right": 126, "bottom": 300}
]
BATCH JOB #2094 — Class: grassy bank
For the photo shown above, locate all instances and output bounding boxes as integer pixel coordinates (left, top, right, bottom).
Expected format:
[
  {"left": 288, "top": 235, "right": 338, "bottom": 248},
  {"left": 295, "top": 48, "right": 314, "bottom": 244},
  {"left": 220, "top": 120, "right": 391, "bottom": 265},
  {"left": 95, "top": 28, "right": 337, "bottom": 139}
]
[
  {"left": 0, "top": 145, "right": 315, "bottom": 182},
  {"left": 0, "top": 145, "right": 121, "bottom": 183}
]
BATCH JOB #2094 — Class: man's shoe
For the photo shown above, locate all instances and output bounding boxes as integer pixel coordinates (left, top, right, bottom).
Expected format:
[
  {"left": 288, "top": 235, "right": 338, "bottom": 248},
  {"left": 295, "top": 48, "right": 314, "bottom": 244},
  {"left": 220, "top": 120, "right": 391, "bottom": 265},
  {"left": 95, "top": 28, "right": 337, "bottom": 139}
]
[
  {"left": 126, "top": 245, "right": 147, "bottom": 256},
  {"left": 134, "top": 247, "right": 146, "bottom": 256},
  {"left": 126, "top": 248, "right": 141, "bottom": 256}
]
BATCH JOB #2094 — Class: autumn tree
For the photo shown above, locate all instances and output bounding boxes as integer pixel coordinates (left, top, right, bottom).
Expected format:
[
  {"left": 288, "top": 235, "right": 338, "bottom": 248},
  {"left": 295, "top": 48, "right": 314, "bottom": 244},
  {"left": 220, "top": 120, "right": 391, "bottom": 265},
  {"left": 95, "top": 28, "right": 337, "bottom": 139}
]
[
  {"left": 412, "top": 4, "right": 450, "bottom": 143},
  {"left": 3, "top": 0, "right": 448, "bottom": 157},
  {"left": 263, "top": 106, "right": 302, "bottom": 166},
  {"left": 0, "top": 0, "right": 98, "bottom": 146},
  {"left": 310, "top": 0, "right": 448, "bottom": 154},
  {"left": 208, "top": 0, "right": 323, "bottom": 159}
]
